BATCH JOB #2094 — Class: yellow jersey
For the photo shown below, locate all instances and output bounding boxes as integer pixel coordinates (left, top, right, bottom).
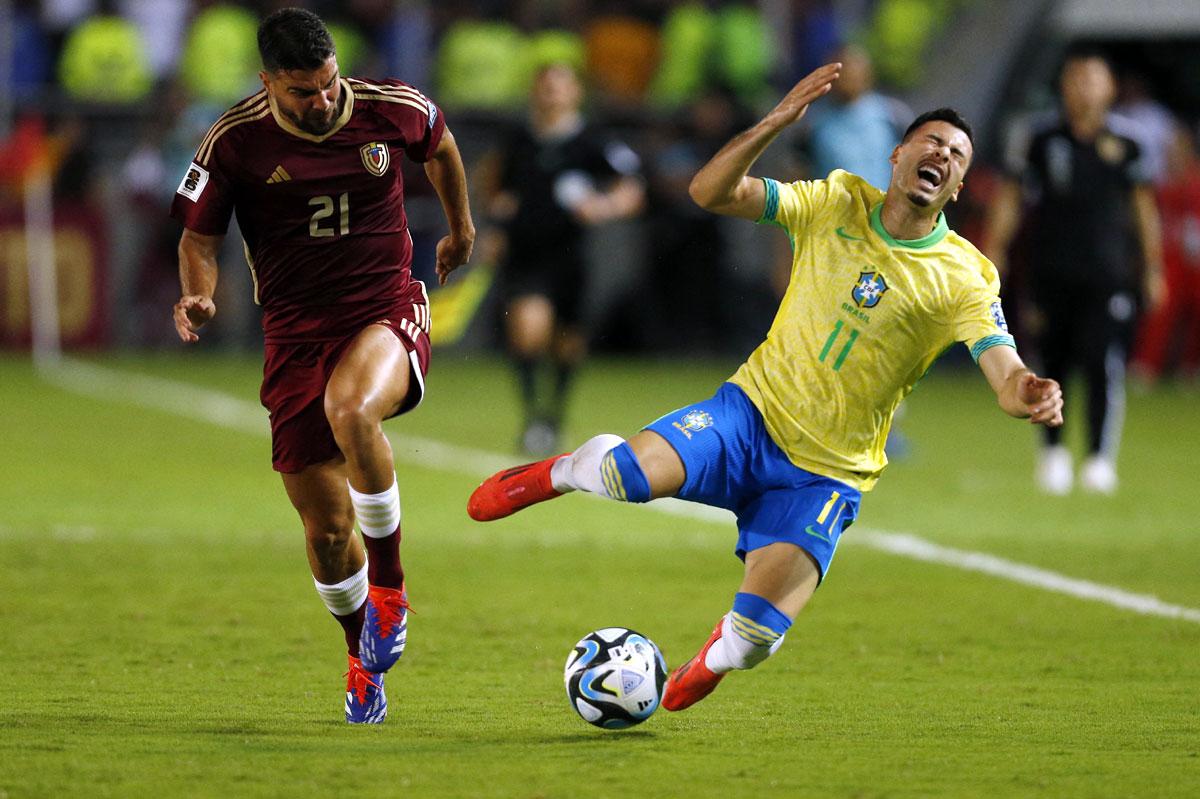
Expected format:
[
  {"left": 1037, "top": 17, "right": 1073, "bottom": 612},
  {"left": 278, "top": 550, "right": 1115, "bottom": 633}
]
[{"left": 728, "top": 170, "right": 1015, "bottom": 491}]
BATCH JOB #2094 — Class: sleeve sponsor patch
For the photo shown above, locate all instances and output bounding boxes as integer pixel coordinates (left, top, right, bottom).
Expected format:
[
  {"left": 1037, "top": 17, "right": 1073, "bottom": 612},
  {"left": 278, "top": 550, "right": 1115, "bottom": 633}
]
[
  {"left": 426, "top": 98, "right": 438, "bottom": 129},
  {"left": 990, "top": 300, "right": 1009, "bottom": 332},
  {"left": 176, "top": 162, "right": 209, "bottom": 202}
]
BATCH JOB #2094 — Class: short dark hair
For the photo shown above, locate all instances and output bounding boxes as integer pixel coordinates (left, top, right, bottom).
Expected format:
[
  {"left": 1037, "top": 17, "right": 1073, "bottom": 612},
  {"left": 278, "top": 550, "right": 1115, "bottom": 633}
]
[
  {"left": 257, "top": 7, "right": 335, "bottom": 73},
  {"left": 1057, "top": 43, "right": 1113, "bottom": 82},
  {"left": 902, "top": 107, "right": 975, "bottom": 149}
]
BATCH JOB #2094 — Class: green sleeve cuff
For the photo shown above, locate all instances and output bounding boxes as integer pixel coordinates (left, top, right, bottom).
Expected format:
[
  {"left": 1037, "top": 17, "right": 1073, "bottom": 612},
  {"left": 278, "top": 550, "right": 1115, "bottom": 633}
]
[
  {"left": 969, "top": 334, "right": 1017, "bottom": 363},
  {"left": 756, "top": 177, "right": 780, "bottom": 225}
]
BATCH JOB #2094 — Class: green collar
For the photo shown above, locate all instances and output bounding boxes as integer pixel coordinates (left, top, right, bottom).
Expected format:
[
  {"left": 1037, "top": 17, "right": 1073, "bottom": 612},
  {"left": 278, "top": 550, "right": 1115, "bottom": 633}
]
[{"left": 870, "top": 203, "right": 949, "bottom": 249}]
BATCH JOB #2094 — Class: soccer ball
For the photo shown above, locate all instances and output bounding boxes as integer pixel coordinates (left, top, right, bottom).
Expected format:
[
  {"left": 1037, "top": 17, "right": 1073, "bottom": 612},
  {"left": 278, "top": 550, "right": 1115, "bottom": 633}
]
[{"left": 563, "top": 627, "right": 667, "bottom": 729}]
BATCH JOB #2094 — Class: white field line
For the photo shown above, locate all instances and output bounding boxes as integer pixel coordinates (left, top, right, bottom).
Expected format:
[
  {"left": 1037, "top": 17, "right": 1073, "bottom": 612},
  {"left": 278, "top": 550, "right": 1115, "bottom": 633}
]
[
  {"left": 42, "top": 357, "right": 1200, "bottom": 625},
  {"left": 855, "top": 531, "right": 1200, "bottom": 623}
]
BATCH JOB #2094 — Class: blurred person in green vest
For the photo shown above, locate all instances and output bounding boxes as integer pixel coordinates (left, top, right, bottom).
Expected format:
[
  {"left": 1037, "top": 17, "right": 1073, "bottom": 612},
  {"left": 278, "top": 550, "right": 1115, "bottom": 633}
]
[
  {"left": 58, "top": 1, "right": 153, "bottom": 104},
  {"left": 651, "top": 2, "right": 772, "bottom": 110},
  {"left": 434, "top": 12, "right": 526, "bottom": 112},
  {"left": 179, "top": 3, "right": 260, "bottom": 106}
]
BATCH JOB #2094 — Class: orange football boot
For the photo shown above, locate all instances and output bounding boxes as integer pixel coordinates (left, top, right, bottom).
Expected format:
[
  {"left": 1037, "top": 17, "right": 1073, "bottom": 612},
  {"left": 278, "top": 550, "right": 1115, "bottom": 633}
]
[
  {"left": 661, "top": 616, "right": 727, "bottom": 711},
  {"left": 466, "top": 453, "right": 568, "bottom": 521}
]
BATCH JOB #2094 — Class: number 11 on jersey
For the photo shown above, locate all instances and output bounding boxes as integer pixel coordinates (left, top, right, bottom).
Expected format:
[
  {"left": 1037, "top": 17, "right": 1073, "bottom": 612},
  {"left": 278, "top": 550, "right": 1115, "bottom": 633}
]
[{"left": 818, "top": 320, "right": 859, "bottom": 371}]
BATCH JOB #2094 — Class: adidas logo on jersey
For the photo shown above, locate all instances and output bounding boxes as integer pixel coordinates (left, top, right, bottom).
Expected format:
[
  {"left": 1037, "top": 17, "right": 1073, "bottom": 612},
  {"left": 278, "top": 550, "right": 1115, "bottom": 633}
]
[{"left": 266, "top": 165, "right": 292, "bottom": 184}]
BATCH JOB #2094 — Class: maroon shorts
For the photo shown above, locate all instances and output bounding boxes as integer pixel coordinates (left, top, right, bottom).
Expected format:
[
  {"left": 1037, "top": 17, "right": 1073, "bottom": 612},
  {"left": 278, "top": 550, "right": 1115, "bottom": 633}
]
[{"left": 260, "top": 302, "right": 432, "bottom": 474}]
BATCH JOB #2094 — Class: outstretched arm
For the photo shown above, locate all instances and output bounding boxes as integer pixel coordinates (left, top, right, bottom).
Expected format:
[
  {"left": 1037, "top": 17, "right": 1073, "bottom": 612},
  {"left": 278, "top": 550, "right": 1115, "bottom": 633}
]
[
  {"left": 978, "top": 345, "right": 1063, "bottom": 427},
  {"left": 689, "top": 63, "right": 841, "bottom": 220},
  {"left": 425, "top": 127, "right": 476, "bottom": 285},
  {"left": 574, "top": 175, "right": 645, "bottom": 225},
  {"left": 1131, "top": 184, "right": 1166, "bottom": 311},
  {"left": 174, "top": 228, "right": 223, "bottom": 343}
]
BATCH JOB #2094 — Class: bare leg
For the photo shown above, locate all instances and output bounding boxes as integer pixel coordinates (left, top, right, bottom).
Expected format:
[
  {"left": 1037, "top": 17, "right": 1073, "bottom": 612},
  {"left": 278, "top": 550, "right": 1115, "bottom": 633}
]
[
  {"left": 549, "top": 325, "right": 586, "bottom": 428},
  {"left": 323, "top": 323, "right": 416, "bottom": 594},
  {"left": 507, "top": 295, "right": 555, "bottom": 357},
  {"left": 281, "top": 458, "right": 362, "bottom": 583},
  {"left": 323, "top": 324, "right": 417, "bottom": 671},
  {"left": 281, "top": 458, "right": 365, "bottom": 655},
  {"left": 626, "top": 429, "right": 686, "bottom": 498},
  {"left": 324, "top": 324, "right": 412, "bottom": 494},
  {"left": 507, "top": 294, "right": 559, "bottom": 453},
  {"left": 738, "top": 542, "right": 821, "bottom": 619}
]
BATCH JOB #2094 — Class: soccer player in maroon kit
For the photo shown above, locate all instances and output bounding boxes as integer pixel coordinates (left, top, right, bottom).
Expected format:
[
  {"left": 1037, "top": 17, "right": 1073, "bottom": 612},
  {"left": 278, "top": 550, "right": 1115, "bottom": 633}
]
[{"left": 169, "top": 8, "right": 474, "bottom": 723}]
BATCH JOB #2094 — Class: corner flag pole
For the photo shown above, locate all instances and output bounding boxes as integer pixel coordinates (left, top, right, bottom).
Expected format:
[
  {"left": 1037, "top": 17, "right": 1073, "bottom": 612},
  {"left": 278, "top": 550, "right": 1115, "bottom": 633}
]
[
  {"left": 25, "top": 162, "right": 62, "bottom": 370},
  {"left": 1, "top": 1, "right": 60, "bottom": 368}
]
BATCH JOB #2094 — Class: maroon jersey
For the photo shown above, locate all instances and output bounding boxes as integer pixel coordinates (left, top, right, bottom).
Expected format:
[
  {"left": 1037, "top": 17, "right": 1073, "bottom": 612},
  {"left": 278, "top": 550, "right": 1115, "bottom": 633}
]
[{"left": 170, "top": 78, "right": 445, "bottom": 342}]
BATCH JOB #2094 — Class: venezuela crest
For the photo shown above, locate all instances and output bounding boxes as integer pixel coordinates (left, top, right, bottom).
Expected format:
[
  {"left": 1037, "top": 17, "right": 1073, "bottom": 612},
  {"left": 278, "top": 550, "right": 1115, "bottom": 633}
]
[{"left": 360, "top": 142, "right": 390, "bottom": 176}]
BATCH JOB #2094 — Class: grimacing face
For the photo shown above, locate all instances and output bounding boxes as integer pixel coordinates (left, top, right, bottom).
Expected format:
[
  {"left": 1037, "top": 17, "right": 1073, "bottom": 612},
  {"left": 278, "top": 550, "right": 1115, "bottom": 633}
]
[
  {"left": 262, "top": 55, "right": 341, "bottom": 135},
  {"left": 889, "top": 120, "right": 973, "bottom": 209}
]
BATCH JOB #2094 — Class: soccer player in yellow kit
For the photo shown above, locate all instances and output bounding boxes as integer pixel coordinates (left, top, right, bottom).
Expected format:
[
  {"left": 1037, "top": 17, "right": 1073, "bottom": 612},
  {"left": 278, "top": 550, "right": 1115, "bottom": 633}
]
[{"left": 468, "top": 63, "right": 1064, "bottom": 712}]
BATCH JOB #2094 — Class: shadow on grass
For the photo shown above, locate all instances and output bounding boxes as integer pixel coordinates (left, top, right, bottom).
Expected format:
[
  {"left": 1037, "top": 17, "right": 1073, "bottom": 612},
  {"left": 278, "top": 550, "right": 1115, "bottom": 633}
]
[{"left": 536, "top": 729, "right": 659, "bottom": 745}]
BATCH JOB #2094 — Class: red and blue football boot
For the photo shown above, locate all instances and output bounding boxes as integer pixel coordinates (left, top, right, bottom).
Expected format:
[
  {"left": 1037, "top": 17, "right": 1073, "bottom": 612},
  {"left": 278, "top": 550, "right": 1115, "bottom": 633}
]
[
  {"left": 358, "top": 584, "right": 409, "bottom": 673},
  {"left": 345, "top": 655, "right": 387, "bottom": 724}
]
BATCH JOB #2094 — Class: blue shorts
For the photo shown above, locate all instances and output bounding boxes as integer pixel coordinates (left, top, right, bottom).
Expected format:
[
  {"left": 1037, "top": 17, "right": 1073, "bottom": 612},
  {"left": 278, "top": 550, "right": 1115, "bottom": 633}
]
[{"left": 644, "top": 383, "right": 861, "bottom": 581}]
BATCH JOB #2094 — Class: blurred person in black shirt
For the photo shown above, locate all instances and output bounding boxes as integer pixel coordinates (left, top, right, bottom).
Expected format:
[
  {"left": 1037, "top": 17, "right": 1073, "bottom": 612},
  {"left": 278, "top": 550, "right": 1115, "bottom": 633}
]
[
  {"left": 985, "top": 47, "right": 1165, "bottom": 496},
  {"left": 484, "top": 62, "right": 644, "bottom": 455}
]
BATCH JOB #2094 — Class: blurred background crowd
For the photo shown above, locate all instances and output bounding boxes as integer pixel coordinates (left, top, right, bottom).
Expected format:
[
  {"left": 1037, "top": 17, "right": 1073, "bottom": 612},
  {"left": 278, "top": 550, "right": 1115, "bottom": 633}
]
[{"left": 1, "top": 0, "right": 1199, "bottom": 387}]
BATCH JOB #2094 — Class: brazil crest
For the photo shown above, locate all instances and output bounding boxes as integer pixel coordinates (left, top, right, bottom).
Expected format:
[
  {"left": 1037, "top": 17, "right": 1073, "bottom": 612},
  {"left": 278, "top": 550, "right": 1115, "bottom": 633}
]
[
  {"left": 360, "top": 142, "right": 390, "bottom": 176},
  {"left": 852, "top": 272, "right": 888, "bottom": 308}
]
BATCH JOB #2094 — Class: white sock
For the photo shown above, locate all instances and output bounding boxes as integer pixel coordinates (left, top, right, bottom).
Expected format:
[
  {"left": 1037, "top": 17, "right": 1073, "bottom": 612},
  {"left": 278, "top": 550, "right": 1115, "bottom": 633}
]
[
  {"left": 550, "top": 434, "right": 626, "bottom": 495},
  {"left": 348, "top": 476, "right": 401, "bottom": 538},
  {"left": 314, "top": 562, "right": 368, "bottom": 616},
  {"left": 704, "top": 614, "right": 787, "bottom": 674}
]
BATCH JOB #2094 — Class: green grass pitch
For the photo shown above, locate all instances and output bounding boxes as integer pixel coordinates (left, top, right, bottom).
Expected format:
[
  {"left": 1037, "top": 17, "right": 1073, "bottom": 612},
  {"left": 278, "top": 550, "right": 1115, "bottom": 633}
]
[{"left": 1, "top": 352, "right": 1197, "bottom": 798}]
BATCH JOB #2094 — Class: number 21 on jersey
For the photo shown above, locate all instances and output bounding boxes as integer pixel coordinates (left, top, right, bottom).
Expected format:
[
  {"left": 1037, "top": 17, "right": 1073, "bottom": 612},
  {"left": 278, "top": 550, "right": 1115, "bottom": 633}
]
[{"left": 309, "top": 193, "right": 349, "bottom": 237}]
